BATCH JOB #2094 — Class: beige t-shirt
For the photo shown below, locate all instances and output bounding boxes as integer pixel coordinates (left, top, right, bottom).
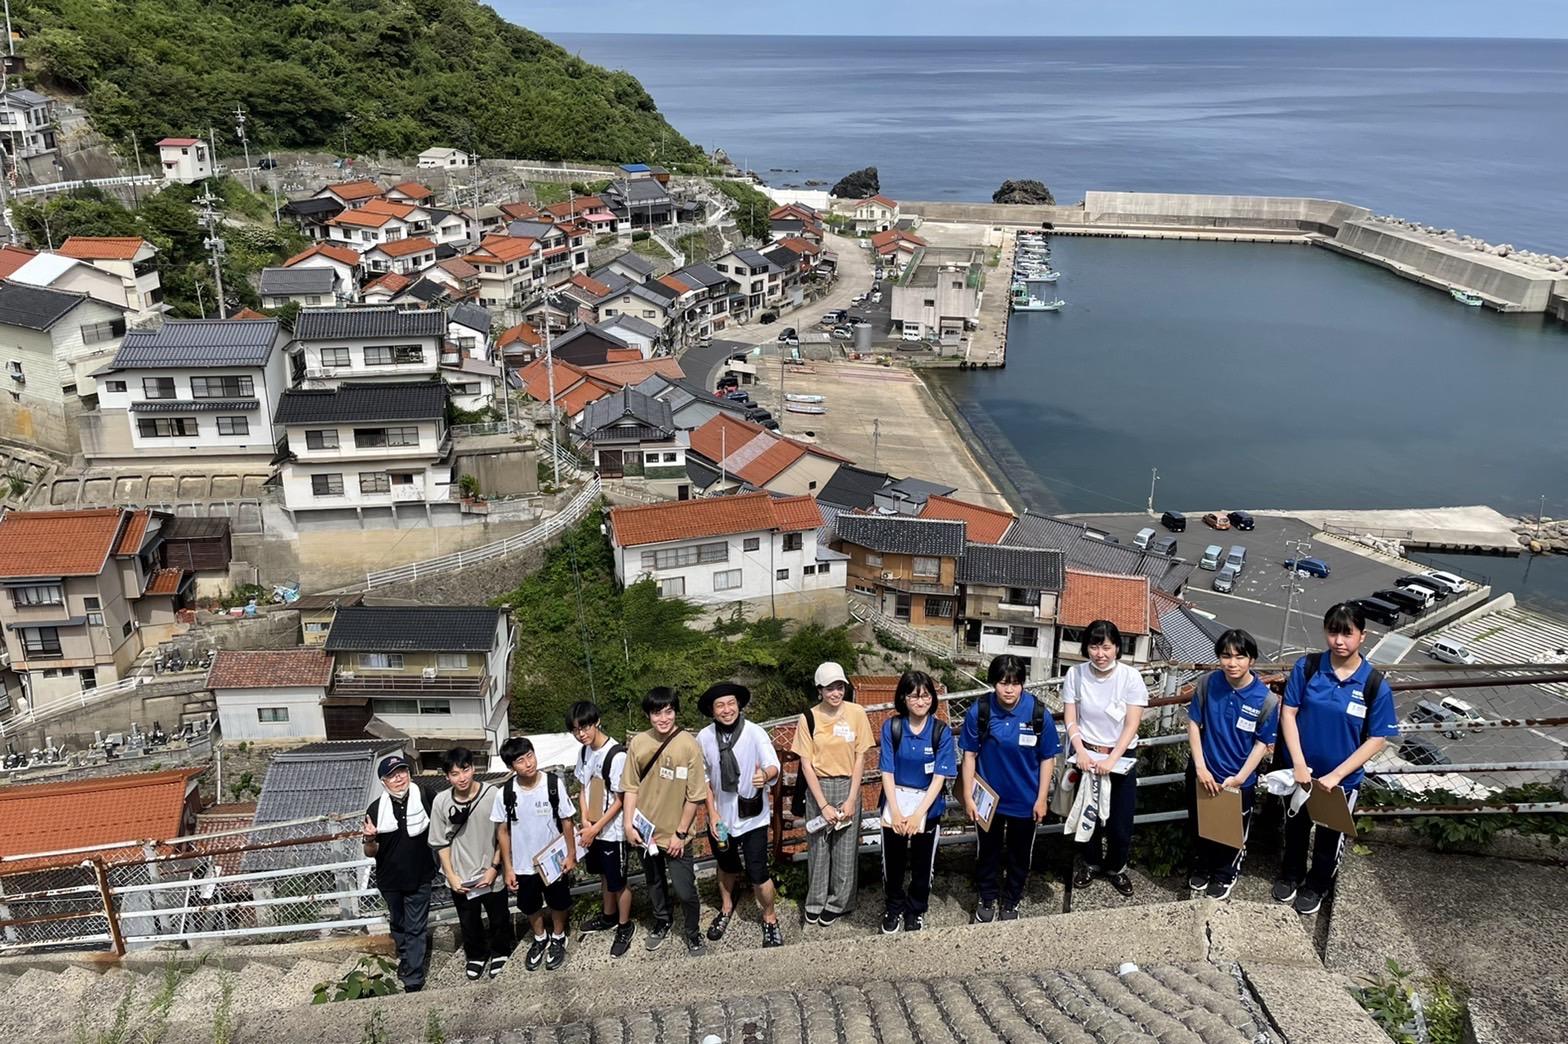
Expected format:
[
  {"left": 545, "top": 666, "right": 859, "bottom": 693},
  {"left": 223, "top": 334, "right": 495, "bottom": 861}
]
[
  {"left": 621, "top": 728, "right": 707, "bottom": 846},
  {"left": 791, "top": 702, "right": 874, "bottom": 777}
]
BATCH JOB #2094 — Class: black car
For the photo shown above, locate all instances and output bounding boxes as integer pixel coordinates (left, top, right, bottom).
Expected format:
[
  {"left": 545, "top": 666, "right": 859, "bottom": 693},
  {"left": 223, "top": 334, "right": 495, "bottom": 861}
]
[
  {"left": 759, "top": 311, "right": 778, "bottom": 324},
  {"left": 1226, "top": 510, "right": 1255, "bottom": 531},
  {"left": 1160, "top": 510, "right": 1186, "bottom": 532},
  {"left": 257, "top": 157, "right": 278, "bottom": 170},
  {"left": 1398, "top": 736, "right": 1451, "bottom": 766},
  {"left": 1352, "top": 597, "right": 1401, "bottom": 627},
  {"left": 1375, "top": 588, "right": 1428, "bottom": 615},
  {"left": 1396, "top": 575, "right": 1450, "bottom": 600}
]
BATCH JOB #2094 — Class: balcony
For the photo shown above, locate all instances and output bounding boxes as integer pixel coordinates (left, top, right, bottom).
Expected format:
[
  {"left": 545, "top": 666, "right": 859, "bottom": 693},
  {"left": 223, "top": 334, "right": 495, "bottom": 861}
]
[{"left": 331, "top": 672, "right": 494, "bottom": 698}]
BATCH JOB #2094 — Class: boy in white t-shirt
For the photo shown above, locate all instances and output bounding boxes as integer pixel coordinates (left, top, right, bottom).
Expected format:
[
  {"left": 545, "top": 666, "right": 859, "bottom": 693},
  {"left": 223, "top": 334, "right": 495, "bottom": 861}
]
[
  {"left": 491, "top": 736, "right": 576, "bottom": 972},
  {"left": 567, "top": 700, "right": 635, "bottom": 959}
]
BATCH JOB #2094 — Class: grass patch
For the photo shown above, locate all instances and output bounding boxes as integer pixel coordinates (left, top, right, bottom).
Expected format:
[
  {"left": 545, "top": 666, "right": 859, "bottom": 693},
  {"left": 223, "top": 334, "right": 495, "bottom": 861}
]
[
  {"left": 631, "top": 237, "right": 668, "bottom": 260},
  {"left": 532, "top": 182, "right": 571, "bottom": 205}
]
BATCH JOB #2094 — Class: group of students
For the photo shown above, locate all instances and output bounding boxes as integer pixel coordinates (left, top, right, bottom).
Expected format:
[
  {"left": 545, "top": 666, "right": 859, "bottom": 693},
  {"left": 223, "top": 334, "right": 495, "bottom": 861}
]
[{"left": 362, "top": 603, "right": 1397, "bottom": 990}]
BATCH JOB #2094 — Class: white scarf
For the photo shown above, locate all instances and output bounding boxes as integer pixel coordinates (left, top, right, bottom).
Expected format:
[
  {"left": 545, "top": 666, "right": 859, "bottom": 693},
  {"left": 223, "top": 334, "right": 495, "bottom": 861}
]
[
  {"left": 1063, "top": 770, "right": 1112, "bottom": 843},
  {"left": 373, "top": 783, "right": 429, "bottom": 837}
]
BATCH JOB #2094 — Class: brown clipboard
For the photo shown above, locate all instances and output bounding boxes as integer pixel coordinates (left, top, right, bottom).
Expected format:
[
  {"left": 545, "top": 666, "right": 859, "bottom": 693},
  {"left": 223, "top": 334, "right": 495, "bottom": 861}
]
[
  {"left": 1306, "top": 784, "right": 1358, "bottom": 838},
  {"left": 1196, "top": 786, "right": 1245, "bottom": 848}
]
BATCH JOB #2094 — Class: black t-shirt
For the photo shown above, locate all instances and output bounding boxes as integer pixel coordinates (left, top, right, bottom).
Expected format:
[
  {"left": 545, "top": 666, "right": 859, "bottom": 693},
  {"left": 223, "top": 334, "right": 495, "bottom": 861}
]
[{"left": 366, "top": 787, "right": 437, "bottom": 893}]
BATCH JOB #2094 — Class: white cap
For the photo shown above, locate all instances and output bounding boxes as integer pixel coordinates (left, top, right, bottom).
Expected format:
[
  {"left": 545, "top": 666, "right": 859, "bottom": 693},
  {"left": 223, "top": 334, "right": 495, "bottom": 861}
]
[{"left": 814, "top": 661, "right": 848, "bottom": 688}]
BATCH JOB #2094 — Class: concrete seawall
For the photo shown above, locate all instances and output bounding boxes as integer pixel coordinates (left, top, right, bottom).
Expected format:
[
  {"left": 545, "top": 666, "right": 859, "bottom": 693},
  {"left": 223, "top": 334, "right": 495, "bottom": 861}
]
[{"left": 904, "top": 191, "right": 1568, "bottom": 319}]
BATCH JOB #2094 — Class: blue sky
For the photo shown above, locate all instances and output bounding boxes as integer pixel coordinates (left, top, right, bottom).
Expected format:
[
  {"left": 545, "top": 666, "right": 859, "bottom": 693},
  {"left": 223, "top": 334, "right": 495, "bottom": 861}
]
[{"left": 506, "top": 1, "right": 1568, "bottom": 38}]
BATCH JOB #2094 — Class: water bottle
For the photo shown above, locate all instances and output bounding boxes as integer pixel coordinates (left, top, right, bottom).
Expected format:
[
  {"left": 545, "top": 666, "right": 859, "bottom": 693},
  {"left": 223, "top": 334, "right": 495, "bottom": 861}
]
[{"left": 715, "top": 820, "right": 730, "bottom": 850}]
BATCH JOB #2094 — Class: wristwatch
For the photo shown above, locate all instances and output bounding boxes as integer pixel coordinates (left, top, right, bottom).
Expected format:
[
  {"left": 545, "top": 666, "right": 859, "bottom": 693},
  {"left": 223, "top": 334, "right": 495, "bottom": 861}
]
[{"left": 675, "top": 830, "right": 690, "bottom": 840}]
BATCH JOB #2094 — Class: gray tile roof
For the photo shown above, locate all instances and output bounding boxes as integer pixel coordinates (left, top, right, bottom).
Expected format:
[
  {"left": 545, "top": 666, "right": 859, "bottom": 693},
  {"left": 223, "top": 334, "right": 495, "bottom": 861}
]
[
  {"left": 685, "top": 456, "right": 721, "bottom": 490},
  {"left": 1160, "top": 604, "right": 1227, "bottom": 665},
  {"left": 0, "top": 280, "right": 87, "bottom": 330},
  {"left": 600, "top": 313, "right": 661, "bottom": 340},
  {"left": 834, "top": 514, "right": 965, "bottom": 557},
  {"left": 607, "top": 251, "right": 655, "bottom": 277},
  {"left": 506, "top": 220, "right": 552, "bottom": 239},
  {"left": 294, "top": 305, "right": 447, "bottom": 341},
  {"left": 579, "top": 386, "right": 673, "bottom": 436},
  {"left": 1004, "top": 512, "right": 1193, "bottom": 594},
  {"left": 957, "top": 543, "right": 1066, "bottom": 591},
  {"left": 246, "top": 740, "right": 402, "bottom": 869},
  {"left": 730, "top": 247, "right": 775, "bottom": 271},
  {"left": 1, "top": 89, "right": 52, "bottom": 107},
  {"left": 395, "top": 278, "right": 446, "bottom": 304},
  {"left": 819, "top": 464, "right": 892, "bottom": 510},
  {"left": 448, "top": 302, "right": 491, "bottom": 334},
  {"left": 112, "top": 318, "right": 280, "bottom": 369},
  {"left": 258, "top": 266, "right": 336, "bottom": 296},
  {"left": 325, "top": 604, "right": 502, "bottom": 652},
  {"left": 674, "top": 262, "right": 728, "bottom": 289},
  {"left": 763, "top": 244, "right": 801, "bottom": 267},
  {"left": 281, "top": 197, "right": 345, "bottom": 218},
  {"left": 274, "top": 381, "right": 447, "bottom": 425}
]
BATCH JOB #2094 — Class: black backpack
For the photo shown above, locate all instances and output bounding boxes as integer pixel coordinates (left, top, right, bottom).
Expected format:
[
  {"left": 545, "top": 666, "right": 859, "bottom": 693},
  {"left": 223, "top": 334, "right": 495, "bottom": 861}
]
[
  {"left": 580, "top": 741, "right": 625, "bottom": 787},
  {"left": 889, "top": 716, "right": 951, "bottom": 761},
  {"left": 789, "top": 710, "right": 817, "bottom": 817},
  {"left": 976, "top": 691, "right": 1048, "bottom": 750},
  {"left": 502, "top": 772, "right": 565, "bottom": 829},
  {"left": 1196, "top": 670, "right": 1281, "bottom": 737},
  {"left": 1303, "top": 652, "right": 1385, "bottom": 742}
]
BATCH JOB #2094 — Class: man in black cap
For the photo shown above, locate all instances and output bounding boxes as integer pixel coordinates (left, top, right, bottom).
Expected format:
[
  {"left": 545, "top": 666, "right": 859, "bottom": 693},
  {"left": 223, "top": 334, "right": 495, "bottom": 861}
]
[
  {"left": 697, "top": 682, "right": 783, "bottom": 947},
  {"left": 362, "top": 753, "right": 437, "bottom": 992}
]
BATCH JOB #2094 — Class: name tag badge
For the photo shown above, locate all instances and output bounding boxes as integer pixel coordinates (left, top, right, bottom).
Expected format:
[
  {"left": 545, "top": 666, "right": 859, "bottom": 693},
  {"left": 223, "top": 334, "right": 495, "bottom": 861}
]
[
  {"left": 1018, "top": 733, "right": 1038, "bottom": 747},
  {"left": 1236, "top": 717, "right": 1257, "bottom": 733},
  {"left": 1347, "top": 702, "right": 1367, "bottom": 719},
  {"left": 923, "top": 761, "right": 936, "bottom": 774},
  {"left": 658, "top": 766, "right": 676, "bottom": 780},
  {"left": 675, "top": 765, "right": 689, "bottom": 780},
  {"left": 535, "top": 801, "right": 552, "bottom": 816},
  {"left": 833, "top": 722, "right": 856, "bottom": 741}
]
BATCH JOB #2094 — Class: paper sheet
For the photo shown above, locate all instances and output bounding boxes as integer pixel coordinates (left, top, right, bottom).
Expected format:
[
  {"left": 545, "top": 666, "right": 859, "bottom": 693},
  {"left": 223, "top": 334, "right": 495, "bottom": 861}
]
[
  {"left": 631, "top": 809, "right": 658, "bottom": 853},
  {"left": 970, "top": 776, "right": 999, "bottom": 830},
  {"left": 881, "top": 785, "right": 928, "bottom": 825},
  {"left": 532, "top": 834, "right": 570, "bottom": 885}
]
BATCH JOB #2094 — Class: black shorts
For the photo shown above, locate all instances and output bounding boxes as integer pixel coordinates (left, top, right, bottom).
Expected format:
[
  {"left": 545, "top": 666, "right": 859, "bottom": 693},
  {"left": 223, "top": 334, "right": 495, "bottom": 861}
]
[
  {"left": 515, "top": 873, "right": 571, "bottom": 915},
  {"left": 586, "top": 838, "right": 629, "bottom": 893},
  {"left": 710, "top": 825, "right": 772, "bottom": 886}
]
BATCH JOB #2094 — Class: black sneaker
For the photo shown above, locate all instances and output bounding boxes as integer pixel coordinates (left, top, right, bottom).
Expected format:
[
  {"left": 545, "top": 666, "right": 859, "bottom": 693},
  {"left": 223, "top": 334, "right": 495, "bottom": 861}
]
[
  {"left": 579, "top": 911, "right": 617, "bottom": 935},
  {"left": 1293, "top": 888, "right": 1323, "bottom": 916},
  {"left": 524, "top": 936, "right": 548, "bottom": 971},
  {"left": 1187, "top": 870, "right": 1211, "bottom": 892},
  {"left": 903, "top": 912, "right": 924, "bottom": 932},
  {"left": 817, "top": 909, "right": 841, "bottom": 927},
  {"left": 646, "top": 920, "right": 671, "bottom": 951},
  {"left": 464, "top": 959, "right": 486, "bottom": 981},
  {"left": 998, "top": 905, "right": 1020, "bottom": 921},
  {"left": 762, "top": 920, "right": 784, "bottom": 948},
  {"left": 803, "top": 909, "right": 821, "bottom": 926},
  {"left": 610, "top": 922, "right": 635, "bottom": 958},
  {"left": 685, "top": 933, "right": 708, "bottom": 957},
  {"left": 545, "top": 936, "right": 567, "bottom": 971},
  {"left": 487, "top": 954, "right": 509, "bottom": 979},
  {"left": 972, "top": 901, "right": 996, "bottom": 924},
  {"left": 706, "top": 909, "right": 732, "bottom": 942},
  {"left": 1073, "top": 860, "right": 1098, "bottom": 889},
  {"left": 1206, "top": 876, "right": 1237, "bottom": 901},
  {"left": 881, "top": 911, "right": 901, "bottom": 934},
  {"left": 1271, "top": 878, "right": 1299, "bottom": 904},
  {"left": 1107, "top": 871, "right": 1134, "bottom": 897}
]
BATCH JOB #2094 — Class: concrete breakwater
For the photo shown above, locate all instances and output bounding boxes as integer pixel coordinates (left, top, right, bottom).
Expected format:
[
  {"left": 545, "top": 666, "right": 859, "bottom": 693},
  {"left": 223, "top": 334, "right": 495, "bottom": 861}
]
[{"left": 905, "top": 192, "right": 1568, "bottom": 319}]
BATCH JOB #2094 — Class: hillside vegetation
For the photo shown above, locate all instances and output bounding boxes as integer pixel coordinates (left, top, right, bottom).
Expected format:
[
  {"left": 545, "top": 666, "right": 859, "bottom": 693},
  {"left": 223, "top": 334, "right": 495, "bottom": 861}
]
[{"left": 17, "top": 0, "right": 704, "bottom": 164}]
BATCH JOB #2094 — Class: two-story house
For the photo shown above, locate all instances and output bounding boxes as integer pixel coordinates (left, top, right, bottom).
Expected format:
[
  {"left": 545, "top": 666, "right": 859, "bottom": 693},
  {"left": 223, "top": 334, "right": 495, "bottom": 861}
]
[
  {"left": 360, "top": 236, "right": 438, "bottom": 276},
  {"left": 0, "top": 508, "right": 188, "bottom": 703},
  {"left": 418, "top": 147, "right": 470, "bottom": 170},
  {"left": 462, "top": 235, "right": 541, "bottom": 307},
  {"left": 575, "top": 386, "right": 689, "bottom": 496},
  {"left": 290, "top": 305, "right": 448, "bottom": 386},
  {"left": 0, "top": 89, "right": 56, "bottom": 158},
  {"left": 273, "top": 381, "right": 452, "bottom": 517},
  {"left": 314, "top": 180, "right": 385, "bottom": 210},
  {"left": 1055, "top": 569, "right": 1155, "bottom": 670},
  {"left": 608, "top": 492, "right": 843, "bottom": 618},
  {"left": 156, "top": 137, "right": 211, "bottom": 183},
  {"left": 667, "top": 262, "right": 734, "bottom": 341},
  {"left": 386, "top": 181, "right": 435, "bottom": 207},
  {"left": 602, "top": 177, "right": 675, "bottom": 228},
  {"left": 425, "top": 208, "right": 472, "bottom": 249},
  {"left": 870, "top": 229, "right": 927, "bottom": 278},
  {"left": 852, "top": 194, "right": 900, "bottom": 233},
  {"left": 208, "top": 649, "right": 334, "bottom": 743},
  {"left": 542, "top": 195, "right": 621, "bottom": 237},
  {"left": 325, "top": 205, "right": 417, "bottom": 249},
  {"left": 423, "top": 257, "right": 481, "bottom": 301},
  {"left": 324, "top": 604, "right": 513, "bottom": 762},
  {"left": 88, "top": 318, "right": 290, "bottom": 467},
  {"left": 835, "top": 514, "right": 966, "bottom": 635},
  {"left": 592, "top": 277, "right": 673, "bottom": 337},
  {"left": 57, "top": 237, "right": 164, "bottom": 315},
  {"left": 281, "top": 243, "right": 360, "bottom": 300},
  {"left": 257, "top": 266, "right": 339, "bottom": 309},
  {"left": 956, "top": 544, "right": 1066, "bottom": 680},
  {"left": 711, "top": 248, "right": 779, "bottom": 317},
  {"left": 0, "top": 280, "right": 129, "bottom": 456},
  {"left": 8, "top": 251, "right": 130, "bottom": 309}
]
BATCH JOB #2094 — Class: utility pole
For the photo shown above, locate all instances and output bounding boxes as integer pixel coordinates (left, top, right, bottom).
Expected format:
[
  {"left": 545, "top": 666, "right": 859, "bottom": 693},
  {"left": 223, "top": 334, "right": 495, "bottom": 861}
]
[
  {"left": 233, "top": 106, "right": 254, "bottom": 193},
  {"left": 543, "top": 292, "right": 560, "bottom": 487},
  {"left": 1277, "top": 536, "right": 1311, "bottom": 661},
  {"left": 195, "top": 186, "right": 227, "bottom": 316},
  {"left": 1147, "top": 466, "right": 1159, "bottom": 516},
  {"left": 872, "top": 417, "right": 880, "bottom": 467},
  {"left": 265, "top": 151, "right": 281, "bottom": 223}
]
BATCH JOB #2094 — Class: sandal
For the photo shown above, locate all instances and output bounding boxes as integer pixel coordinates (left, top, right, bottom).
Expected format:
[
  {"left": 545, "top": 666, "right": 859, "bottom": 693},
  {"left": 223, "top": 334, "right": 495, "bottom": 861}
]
[
  {"left": 465, "top": 959, "right": 487, "bottom": 981},
  {"left": 706, "top": 909, "right": 732, "bottom": 942}
]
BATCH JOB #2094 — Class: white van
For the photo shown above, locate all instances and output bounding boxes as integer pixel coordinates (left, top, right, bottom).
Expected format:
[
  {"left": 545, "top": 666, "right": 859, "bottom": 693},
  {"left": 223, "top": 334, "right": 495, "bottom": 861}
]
[
  {"left": 1200, "top": 544, "right": 1224, "bottom": 570},
  {"left": 1428, "top": 638, "right": 1478, "bottom": 665},
  {"left": 1133, "top": 527, "right": 1156, "bottom": 550},
  {"left": 1439, "top": 695, "right": 1486, "bottom": 730}
]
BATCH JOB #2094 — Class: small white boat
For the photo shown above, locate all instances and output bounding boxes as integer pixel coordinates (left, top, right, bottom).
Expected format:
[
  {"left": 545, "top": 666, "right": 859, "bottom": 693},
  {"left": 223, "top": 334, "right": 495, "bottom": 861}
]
[
  {"left": 786, "top": 403, "right": 827, "bottom": 414},
  {"left": 785, "top": 393, "right": 825, "bottom": 404},
  {"left": 1450, "top": 288, "right": 1484, "bottom": 307},
  {"left": 1013, "top": 296, "right": 1065, "bottom": 312},
  {"left": 1019, "top": 269, "right": 1059, "bottom": 283}
]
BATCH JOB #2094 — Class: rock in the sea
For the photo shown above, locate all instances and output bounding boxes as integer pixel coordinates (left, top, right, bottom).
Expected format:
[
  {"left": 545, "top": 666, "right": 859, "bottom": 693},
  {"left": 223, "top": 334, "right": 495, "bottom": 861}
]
[
  {"left": 992, "top": 179, "right": 1056, "bottom": 205},
  {"left": 831, "top": 166, "right": 880, "bottom": 199}
]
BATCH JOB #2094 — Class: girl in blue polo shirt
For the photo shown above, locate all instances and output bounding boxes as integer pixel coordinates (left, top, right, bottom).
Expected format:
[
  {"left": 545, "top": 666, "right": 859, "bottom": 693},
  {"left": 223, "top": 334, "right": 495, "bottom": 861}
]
[
  {"left": 878, "top": 670, "right": 957, "bottom": 934},
  {"left": 1185, "top": 628, "right": 1279, "bottom": 901},
  {"left": 1274, "top": 602, "right": 1399, "bottom": 915},
  {"left": 960, "top": 654, "right": 1059, "bottom": 924}
]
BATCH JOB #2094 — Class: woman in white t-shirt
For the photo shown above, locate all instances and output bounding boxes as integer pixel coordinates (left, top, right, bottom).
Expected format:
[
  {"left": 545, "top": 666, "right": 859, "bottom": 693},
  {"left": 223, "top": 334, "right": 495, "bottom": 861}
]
[{"left": 1062, "top": 619, "right": 1148, "bottom": 896}]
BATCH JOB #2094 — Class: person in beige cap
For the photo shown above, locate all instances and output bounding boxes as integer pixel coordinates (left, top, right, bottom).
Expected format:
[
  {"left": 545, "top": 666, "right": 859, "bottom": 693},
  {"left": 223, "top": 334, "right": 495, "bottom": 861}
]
[{"left": 790, "top": 661, "right": 873, "bottom": 926}]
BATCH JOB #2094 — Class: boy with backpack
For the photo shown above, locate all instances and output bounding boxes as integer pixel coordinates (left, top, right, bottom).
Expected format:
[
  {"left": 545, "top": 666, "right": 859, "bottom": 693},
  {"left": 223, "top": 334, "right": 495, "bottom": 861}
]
[
  {"left": 1184, "top": 630, "right": 1279, "bottom": 900},
  {"left": 490, "top": 736, "right": 577, "bottom": 971},
  {"left": 567, "top": 701, "right": 635, "bottom": 958},
  {"left": 429, "top": 746, "right": 512, "bottom": 980}
]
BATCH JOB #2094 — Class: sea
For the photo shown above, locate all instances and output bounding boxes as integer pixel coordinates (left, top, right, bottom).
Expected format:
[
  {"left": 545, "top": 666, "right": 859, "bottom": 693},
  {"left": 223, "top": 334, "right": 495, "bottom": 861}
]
[{"left": 553, "top": 34, "right": 1568, "bottom": 612}]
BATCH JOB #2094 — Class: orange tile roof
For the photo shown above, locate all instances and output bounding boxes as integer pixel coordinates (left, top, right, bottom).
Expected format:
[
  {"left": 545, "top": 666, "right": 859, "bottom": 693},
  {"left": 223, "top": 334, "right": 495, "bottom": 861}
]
[
  {"left": 567, "top": 273, "right": 612, "bottom": 299},
  {"left": 0, "top": 244, "right": 38, "bottom": 278},
  {"left": 870, "top": 229, "right": 926, "bottom": 254},
  {"left": 657, "top": 274, "right": 694, "bottom": 295},
  {"left": 543, "top": 195, "right": 604, "bottom": 218},
  {"left": 362, "top": 272, "right": 412, "bottom": 295},
  {"left": 435, "top": 257, "right": 479, "bottom": 280},
  {"left": 58, "top": 236, "right": 149, "bottom": 261},
  {"left": 603, "top": 347, "right": 643, "bottom": 364},
  {"left": 115, "top": 508, "right": 152, "bottom": 556},
  {"left": 499, "top": 201, "right": 541, "bottom": 220},
  {"left": 468, "top": 235, "right": 537, "bottom": 264},
  {"left": 745, "top": 440, "right": 809, "bottom": 485},
  {"left": 369, "top": 235, "right": 436, "bottom": 258},
  {"left": 517, "top": 356, "right": 588, "bottom": 400},
  {"left": 208, "top": 649, "right": 333, "bottom": 690},
  {"left": 358, "top": 198, "right": 419, "bottom": 220},
  {"left": 777, "top": 237, "right": 821, "bottom": 256},
  {"left": 0, "top": 509, "right": 130, "bottom": 578},
  {"left": 389, "top": 181, "right": 433, "bottom": 200},
  {"left": 858, "top": 194, "right": 899, "bottom": 210},
  {"left": 583, "top": 357, "right": 684, "bottom": 387},
  {"left": 690, "top": 414, "right": 850, "bottom": 486},
  {"left": 558, "top": 377, "right": 618, "bottom": 416},
  {"left": 1060, "top": 569, "right": 1151, "bottom": 635},
  {"left": 498, "top": 321, "right": 543, "bottom": 349},
  {"left": 919, "top": 494, "right": 1015, "bottom": 544},
  {"left": 329, "top": 209, "right": 395, "bottom": 229},
  {"left": 0, "top": 768, "right": 202, "bottom": 871},
  {"left": 157, "top": 137, "right": 200, "bottom": 147},
  {"left": 284, "top": 243, "right": 360, "bottom": 267},
  {"left": 229, "top": 307, "right": 269, "bottom": 320},
  {"left": 144, "top": 567, "right": 185, "bottom": 596},
  {"left": 322, "top": 179, "right": 384, "bottom": 202},
  {"left": 610, "top": 490, "right": 823, "bottom": 548}
]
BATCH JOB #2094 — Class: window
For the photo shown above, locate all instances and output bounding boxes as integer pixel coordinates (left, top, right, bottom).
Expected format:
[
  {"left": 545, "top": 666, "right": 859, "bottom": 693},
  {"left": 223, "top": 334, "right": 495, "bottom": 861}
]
[
  {"left": 713, "top": 569, "right": 742, "bottom": 592},
  {"left": 1005, "top": 587, "right": 1038, "bottom": 606},
  {"left": 359, "top": 472, "right": 391, "bottom": 495},
  {"left": 369, "top": 698, "right": 449, "bottom": 715},
  {"left": 257, "top": 708, "right": 291, "bottom": 723},
  {"left": 662, "top": 452, "right": 677, "bottom": 463},
  {"left": 775, "top": 568, "right": 790, "bottom": 581},
  {"left": 311, "top": 473, "right": 344, "bottom": 497},
  {"left": 894, "top": 592, "right": 912, "bottom": 621},
  {"left": 925, "top": 597, "right": 956, "bottom": 619},
  {"left": 1008, "top": 625, "right": 1040, "bottom": 648},
  {"left": 80, "top": 318, "right": 127, "bottom": 344},
  {"left": 321, "top": 348, "right": 351, "bottom": 367},
  {"left": 743, "top": 537, "right": 760, "bottom": 552},
  {"left": 84, "top": 596, "right": 103, "bottom": 627},
  {"left": 436, "top": 653, "right": 469, "bottom": 670},
  {"left": 122, "top": 620, "right": 133, "bottom": 637},
  {"left": 359, "top": 653, "right": 405, "bottom": 670},
  {"left": 19, "top": 626, "right": 62, "bottom": 657},
  {"left": 104, "top": 380, "right": 126, "bottom": 393},
  {"left": 644, "top": 452, "right": 661, "bottom": 464},
  {"left": 782, "top": 533, "right": 803, "bottom": 552},
  {"left": 363, "top": 345, "right": 424, "bottom": 366},
  {"left": 658, "top": 576, "right": 685, "bottom": 598},
  {"left": 190, "top": 375, "right": 254, "bottom": 398},
  {"left": 303, "top": 621, "right": 328, "bottom": 634},
  {"left": 305, "top": 429, "right": 339, "bottom": 450},
  {"left": 216, "top": 416, "right": 249, "bottom": 436},
  {"left": 11, "top": 584, "right": 63, "bottom": 607},
  {"left": 418, "top": 699, "right": 451, "bottom": 715},
  {"left": 913, "top": 556, "right": 940, "bottom": 578},
  {"left": 818, "top": 562, "right": 831, "bottom": 575},
  {"left": 354, "top": 426, "right": 420, "bottom": 448},
  {"left": 803, "top": 565, "right": 816, "bottom": 576},
  {"left": 138, "top": 417, "right": 198, "bottom": 438},
  {"left": 141, "top": 377, "right": 176, "bottom": 399},
  {"left": 866, "top": 552, "right": 883, "bottom": 568},
  {"left": 640, "top": 541, "right": 727, "bottom": 571}
]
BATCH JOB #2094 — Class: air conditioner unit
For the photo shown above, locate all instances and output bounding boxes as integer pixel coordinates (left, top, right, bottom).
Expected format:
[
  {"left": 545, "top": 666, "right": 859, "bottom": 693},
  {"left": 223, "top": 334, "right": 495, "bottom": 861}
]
[
  {"left": 339, "top": 671, "right": 356, "bottom": 680},
  {"left": 880, "top": 571, "right": 899, "bottom": 581},
  {"left": 421, "top": 667, "right": 438, "bottom": 680}
]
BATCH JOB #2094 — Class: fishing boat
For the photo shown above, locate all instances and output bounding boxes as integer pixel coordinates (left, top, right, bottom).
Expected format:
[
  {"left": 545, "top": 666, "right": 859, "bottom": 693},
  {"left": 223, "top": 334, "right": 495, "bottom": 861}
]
[
  {"left": 1013, "top": 296, "right": 1066, "bottom": 312},
  {"left": 785, "top": 393, "right": 825, "bottom": 404},
  {"left": 785, "top": 403, "right": 828, "bottom": 414},
  {"left": 1450, "top": 288, "right": 1484, "bottom": 307},
  {"left": 1019, "top": 269, "right": 1060, "bottom": 283}
]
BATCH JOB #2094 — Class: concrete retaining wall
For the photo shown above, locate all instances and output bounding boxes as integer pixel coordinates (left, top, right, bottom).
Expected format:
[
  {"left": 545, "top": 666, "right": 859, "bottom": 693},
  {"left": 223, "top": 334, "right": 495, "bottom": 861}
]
[
  {"left": 2, "top": 677, "right": 212, "bottom": 752},
  {"left": 1330, "top": 220, "right": 1561, "bottom": 310}
]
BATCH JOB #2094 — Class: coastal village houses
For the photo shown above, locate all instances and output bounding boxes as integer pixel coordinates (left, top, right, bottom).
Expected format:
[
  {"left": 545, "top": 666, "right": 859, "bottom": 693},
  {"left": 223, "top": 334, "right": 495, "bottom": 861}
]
[
  {"left": 57, "top": 237, "right": 166, "bottom": 315},
  {"left": 0, "top": 88, "right": 57, "bottom": 159},
  {"left": 852, "top": 194, "right": 900, "bottom": 233},
  {"left": 834, "top": 514, "right": 966, "bottom": 635},
  {"left": 156, "top": 137, "right": 211, "bottom": 184}
]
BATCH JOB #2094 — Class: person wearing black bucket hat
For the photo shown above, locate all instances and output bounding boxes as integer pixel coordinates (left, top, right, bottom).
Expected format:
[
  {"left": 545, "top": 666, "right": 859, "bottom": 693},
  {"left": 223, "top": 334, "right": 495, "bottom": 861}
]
[
  {"left": 362, "top": 752, "right": 437, "bottom": 992},
  {"left": 697, "top": 682, "right": 783, "bottom": 947}
]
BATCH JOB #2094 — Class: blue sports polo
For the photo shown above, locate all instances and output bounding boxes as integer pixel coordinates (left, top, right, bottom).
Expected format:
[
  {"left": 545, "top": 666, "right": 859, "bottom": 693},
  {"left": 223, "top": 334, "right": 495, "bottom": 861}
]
[
  {"left": 1284, "top": 653, "right": 1398, "bottom": 789},
  {"left": 1187, "top": 670, "right": 1279, "bottom": 788},
  {"left": 878, "top": 715, "right": 958, "bottom": 820},
  {"left": 958, "top": 691, "right": 1061, "bottom": 819}
]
